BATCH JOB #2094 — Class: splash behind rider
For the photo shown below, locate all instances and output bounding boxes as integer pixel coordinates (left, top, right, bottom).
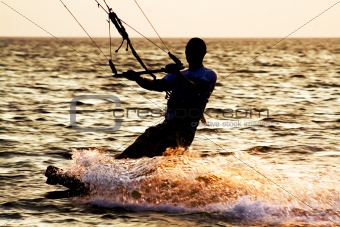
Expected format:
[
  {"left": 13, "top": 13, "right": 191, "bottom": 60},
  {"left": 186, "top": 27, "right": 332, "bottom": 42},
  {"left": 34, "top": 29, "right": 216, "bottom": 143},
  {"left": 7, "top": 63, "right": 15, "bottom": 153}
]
[{"left": 116, "top": 38, "right": 217, "bottom": 159}]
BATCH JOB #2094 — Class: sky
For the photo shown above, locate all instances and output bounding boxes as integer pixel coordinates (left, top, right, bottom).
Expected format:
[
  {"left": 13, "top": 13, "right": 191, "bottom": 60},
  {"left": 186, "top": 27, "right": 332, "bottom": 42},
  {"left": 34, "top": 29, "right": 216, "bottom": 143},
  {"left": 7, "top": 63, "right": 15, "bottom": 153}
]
[{"left": 1, "top": 0, "right": 340, "bottom": 38}]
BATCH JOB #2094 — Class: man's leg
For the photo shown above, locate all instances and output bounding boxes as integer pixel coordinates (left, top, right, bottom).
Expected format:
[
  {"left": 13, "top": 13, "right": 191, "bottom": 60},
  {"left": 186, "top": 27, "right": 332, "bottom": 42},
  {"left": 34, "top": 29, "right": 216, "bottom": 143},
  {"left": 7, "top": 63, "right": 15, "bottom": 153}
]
[
  {"left": 115, "top": 123, "right": 169, "bottom": 159},
  {"left": 148, "top": 122, "right": 192, "bottom": 150},
  {"left": 115, "top": 122, "right": 196, "bottom": 159}
]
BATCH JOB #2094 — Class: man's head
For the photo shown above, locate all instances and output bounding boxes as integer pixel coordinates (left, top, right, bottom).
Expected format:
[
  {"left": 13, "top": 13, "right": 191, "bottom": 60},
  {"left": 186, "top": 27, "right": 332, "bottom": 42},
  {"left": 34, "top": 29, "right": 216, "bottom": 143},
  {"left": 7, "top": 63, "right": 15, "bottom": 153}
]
[{"left": 185, "top": 38, "right": 207, "bottom": 65}]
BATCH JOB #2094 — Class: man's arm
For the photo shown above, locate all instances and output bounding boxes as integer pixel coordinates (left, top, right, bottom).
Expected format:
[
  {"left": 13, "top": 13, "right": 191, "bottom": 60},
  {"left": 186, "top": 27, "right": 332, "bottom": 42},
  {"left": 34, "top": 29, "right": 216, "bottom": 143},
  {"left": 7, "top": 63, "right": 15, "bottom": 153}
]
[
  {"left": 122, "top": 70, "right": 170, "bottom": 92},
  {"left": 135, "top": 76, "right": 170, "bottom": 92}
]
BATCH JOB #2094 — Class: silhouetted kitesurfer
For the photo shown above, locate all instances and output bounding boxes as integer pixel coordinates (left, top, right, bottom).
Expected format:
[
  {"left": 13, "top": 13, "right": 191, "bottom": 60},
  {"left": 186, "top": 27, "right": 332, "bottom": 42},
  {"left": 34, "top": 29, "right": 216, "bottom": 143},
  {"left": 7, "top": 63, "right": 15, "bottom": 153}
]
[{"left": 116, "top": 38, "right": 217, "bottom": 159}]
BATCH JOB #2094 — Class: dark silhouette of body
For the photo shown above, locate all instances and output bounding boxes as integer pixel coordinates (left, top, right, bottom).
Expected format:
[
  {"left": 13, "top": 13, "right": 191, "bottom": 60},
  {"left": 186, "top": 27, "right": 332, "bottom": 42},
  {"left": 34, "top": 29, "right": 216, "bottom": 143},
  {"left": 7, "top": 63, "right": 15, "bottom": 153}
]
[{"left": 116, "top": 38, "right": 217, "bottom": 159}]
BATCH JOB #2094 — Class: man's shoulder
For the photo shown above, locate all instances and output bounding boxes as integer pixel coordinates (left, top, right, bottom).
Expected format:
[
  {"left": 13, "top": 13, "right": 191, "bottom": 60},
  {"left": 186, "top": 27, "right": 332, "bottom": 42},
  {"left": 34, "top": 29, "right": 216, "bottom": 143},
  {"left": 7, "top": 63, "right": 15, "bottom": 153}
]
[
  {"left": 163, "top": 67, "right": 217, "bottom": 82},
  {"left": 200, "top": 67, "right": 217, "bottom": 83}
]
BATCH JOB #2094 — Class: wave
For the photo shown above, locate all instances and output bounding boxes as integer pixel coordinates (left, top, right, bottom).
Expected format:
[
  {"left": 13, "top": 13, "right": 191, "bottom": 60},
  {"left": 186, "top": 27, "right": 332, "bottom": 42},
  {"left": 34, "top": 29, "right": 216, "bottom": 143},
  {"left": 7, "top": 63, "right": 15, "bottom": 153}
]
[{"left": 59, "top": 147, "right": 340, "bottom": 225}]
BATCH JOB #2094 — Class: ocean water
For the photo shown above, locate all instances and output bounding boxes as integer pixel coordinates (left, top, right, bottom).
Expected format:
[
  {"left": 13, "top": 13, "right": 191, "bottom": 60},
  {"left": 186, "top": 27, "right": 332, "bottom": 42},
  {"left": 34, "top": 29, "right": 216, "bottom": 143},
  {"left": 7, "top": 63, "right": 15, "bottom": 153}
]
[{"left": 0, "top": 37, "right": 339, "bottom": 226}]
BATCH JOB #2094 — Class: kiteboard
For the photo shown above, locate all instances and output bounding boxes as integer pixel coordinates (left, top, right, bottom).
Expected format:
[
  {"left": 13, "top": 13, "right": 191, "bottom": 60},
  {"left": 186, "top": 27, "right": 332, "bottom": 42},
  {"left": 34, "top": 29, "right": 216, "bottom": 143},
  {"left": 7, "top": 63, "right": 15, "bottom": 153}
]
[{"left": 45, "top": 165, "right": 90, "bottom": 194}]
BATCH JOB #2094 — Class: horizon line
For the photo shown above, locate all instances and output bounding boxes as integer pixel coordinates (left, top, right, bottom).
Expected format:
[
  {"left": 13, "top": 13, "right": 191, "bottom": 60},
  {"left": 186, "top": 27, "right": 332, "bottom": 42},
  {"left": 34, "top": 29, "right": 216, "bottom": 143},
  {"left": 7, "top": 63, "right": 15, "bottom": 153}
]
[{"left": 1, "top": 35, "right": 340, "bottom": 39}]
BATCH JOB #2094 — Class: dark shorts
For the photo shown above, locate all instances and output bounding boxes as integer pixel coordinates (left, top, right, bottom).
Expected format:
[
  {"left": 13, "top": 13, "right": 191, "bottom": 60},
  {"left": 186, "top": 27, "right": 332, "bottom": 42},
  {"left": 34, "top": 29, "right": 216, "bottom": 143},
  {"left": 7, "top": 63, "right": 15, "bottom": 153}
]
[{"left": 115, "top": 121, "right": 196, "bottom": 159}]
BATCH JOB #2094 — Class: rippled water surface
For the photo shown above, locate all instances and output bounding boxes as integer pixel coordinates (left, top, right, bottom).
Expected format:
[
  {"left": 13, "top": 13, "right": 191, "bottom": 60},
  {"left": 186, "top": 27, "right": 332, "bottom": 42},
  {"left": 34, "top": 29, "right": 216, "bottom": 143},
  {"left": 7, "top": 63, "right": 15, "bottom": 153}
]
[{"left": 1, "top": 37, "right": 339, "bottom": 226}]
